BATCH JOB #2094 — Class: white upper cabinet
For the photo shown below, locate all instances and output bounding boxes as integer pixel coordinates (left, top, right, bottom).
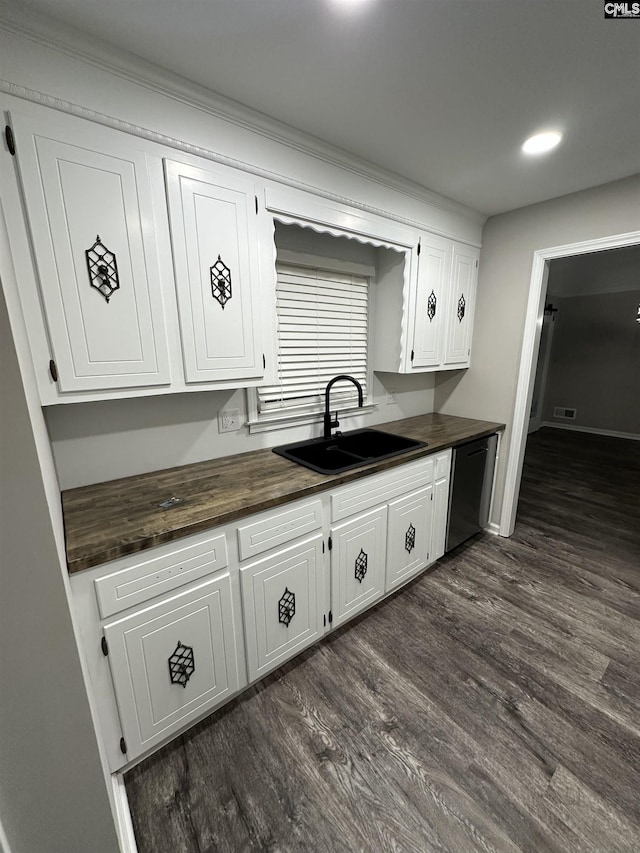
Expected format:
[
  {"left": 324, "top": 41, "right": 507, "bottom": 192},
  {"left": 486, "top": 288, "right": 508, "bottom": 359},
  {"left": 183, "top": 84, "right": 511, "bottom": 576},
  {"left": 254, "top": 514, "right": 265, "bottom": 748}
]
[
  {"left": 10, "top": 110, "right": 171, "bottom": 394},
  {"left": 4, "top": 99, "right": 480, "bottom": 401},
  {"left": 165, "top": 158, "right": 264, "bottom": 384},
  {"left": 443, "top": 243, "right": 479, "bottom": 366},
  {"left": 373, "top": 232, "right": 479, "bottom": 374},
  {"left": 410, "top": 234, "right": 452, "bottom": 369}
]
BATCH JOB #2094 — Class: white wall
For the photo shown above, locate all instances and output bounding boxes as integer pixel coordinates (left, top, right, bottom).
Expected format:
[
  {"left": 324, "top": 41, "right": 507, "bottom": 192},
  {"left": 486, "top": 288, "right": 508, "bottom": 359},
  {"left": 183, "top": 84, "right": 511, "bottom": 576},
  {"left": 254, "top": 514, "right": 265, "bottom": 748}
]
[
  {"left": 0, "top": 284, "right": 119, "bottom": 853},
  {"left": 45, "top": 371, "right": 436, "bottom": 490},
  {"left": 435, "top": 175, "right": 640, "bottom": 525}
]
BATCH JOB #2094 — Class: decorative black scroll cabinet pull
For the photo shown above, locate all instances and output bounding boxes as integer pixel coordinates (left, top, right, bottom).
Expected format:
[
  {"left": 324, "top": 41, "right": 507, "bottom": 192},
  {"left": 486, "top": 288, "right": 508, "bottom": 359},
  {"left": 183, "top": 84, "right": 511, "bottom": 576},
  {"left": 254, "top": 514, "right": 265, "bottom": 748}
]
[
  {"left": 405, "top": 524, "right": 416, "bottom": 553},
  {"left": 168, "top": 641, "right": 195, "bottom": 688},
  {"left": 210, "top": 255, "right": 232, "bottom": 309},
  {"left": 278, "top": 587, "right": 296, "bottom": 627},
  {"left": 457, "top": 293, "right": 466, "bottom": 322},
  {"left": 85, "top": 235, "right": 120, "bottom": 303},
  {"left": 354, "top": 549, "right": 368, "bottom": 583},
  {"left": 427, "top": 290, "right": 437, "bottom": 322}
]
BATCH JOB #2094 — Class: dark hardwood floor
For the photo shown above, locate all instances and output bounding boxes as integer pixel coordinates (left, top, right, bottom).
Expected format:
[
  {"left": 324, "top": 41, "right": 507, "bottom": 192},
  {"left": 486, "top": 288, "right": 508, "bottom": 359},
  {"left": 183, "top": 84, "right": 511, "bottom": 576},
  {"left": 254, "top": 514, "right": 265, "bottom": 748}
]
[{"left": 126, "top": 427, "right": 640, "bottom": 853}]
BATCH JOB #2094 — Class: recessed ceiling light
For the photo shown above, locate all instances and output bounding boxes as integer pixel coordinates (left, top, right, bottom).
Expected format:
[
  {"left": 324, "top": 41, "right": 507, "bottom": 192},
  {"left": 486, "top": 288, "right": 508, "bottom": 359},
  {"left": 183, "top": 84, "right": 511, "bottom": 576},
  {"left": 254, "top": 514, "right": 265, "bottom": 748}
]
[
  {"left": 522, "top": 131, "right": 563, "bottom": 155},
  {"left": 329, "top": 0, "right": 373, "bottom": 9}
]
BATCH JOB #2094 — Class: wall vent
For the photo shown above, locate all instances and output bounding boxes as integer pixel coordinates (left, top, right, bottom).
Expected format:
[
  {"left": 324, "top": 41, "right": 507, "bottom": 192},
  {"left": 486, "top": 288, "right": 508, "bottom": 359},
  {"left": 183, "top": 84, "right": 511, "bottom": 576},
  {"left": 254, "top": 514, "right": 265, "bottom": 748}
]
[{"left": 553, "top": 406, "right": 577, "bottom": 420}]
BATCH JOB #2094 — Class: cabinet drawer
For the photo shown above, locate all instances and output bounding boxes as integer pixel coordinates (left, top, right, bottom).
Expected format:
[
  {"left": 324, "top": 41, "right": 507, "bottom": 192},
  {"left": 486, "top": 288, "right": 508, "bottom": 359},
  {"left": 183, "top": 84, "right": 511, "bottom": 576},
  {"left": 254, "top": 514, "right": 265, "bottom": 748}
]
[
  {"left": 331, "top": 506, "right": 387, "bottom": 628},
  {"left": 103, "top": 572, "right": 242, "bottom": 759},
  {"left": 95, "top": 532, "right": 228, "bottom": 618},
  {"left": 331, "top": 457, "right": 433, "bottom": 521},
  {"left": 237, "top": 498, "right": 323, "bottom": 561},
  {"left": 241, "top": 534, "right": 323, "bottom": 682},
  {"left": 386, "top": 487, "right": 433, "bottom": 592},
  {"left": 435, "top": 449, "right": 452, "bottom": 480}
]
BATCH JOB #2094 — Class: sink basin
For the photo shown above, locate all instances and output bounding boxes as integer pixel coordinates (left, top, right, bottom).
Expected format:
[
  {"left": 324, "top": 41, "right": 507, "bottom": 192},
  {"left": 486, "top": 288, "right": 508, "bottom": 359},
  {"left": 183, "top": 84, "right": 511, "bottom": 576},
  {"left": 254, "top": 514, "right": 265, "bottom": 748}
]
[{"left": 273, "top": 428, "right": 427, "bottom": 474}]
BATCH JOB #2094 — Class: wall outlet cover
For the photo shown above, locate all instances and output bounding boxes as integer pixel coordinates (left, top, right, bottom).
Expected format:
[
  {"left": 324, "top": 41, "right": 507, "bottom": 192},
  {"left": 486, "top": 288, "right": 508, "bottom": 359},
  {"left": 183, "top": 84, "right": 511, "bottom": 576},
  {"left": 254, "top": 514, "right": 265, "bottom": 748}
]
[{"left": 218, "top": 409, "right": 242, "bottom": 432}]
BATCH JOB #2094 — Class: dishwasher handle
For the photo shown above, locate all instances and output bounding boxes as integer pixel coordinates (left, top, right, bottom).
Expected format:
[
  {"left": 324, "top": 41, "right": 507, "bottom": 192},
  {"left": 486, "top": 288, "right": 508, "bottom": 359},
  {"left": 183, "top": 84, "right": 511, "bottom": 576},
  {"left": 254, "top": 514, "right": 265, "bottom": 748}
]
[{"left": 467, "top": 447, "right": 488, "bottom": 457}]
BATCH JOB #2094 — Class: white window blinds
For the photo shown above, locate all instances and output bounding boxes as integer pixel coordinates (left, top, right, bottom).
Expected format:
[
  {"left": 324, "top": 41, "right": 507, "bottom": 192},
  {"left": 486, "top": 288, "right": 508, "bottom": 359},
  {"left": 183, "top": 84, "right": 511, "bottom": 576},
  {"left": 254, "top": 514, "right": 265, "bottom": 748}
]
[{"left": 257, "top": 262, "right": 370, "bottom": 415}]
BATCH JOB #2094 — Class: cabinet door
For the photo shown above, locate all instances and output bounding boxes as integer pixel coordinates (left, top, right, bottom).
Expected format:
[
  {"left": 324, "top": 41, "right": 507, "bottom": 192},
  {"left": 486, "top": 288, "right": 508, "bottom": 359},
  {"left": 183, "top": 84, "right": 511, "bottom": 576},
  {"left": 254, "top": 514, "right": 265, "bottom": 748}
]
[
  {"left": 411, "top": 235, "right": 451, "bottom": 368},
  {"left": 432, "top": 476, "right": 450, "bottom": 563},
  {"left": 331, "top": 506, "right": 387, "bottom": 628},
  {"left": 103, "top": 572, "right": 242, "bottom": 760},
  {"left": 10, "top": 111, "right": 171, "bottom": 392},
  {"left": 241, "top": 534, "right": 324, "bottom": 682},
  {"left": 444, "top": 244, "right": 479, "bottom": 366},
  {"left": 431, "top": 450, "right": 452, "bottom": 561},
  {"left": 165, "top": 159, "right": 263, "bottom": 383},
  {"left": 386, "top": 487, "right": 433, "bottom": 592}
]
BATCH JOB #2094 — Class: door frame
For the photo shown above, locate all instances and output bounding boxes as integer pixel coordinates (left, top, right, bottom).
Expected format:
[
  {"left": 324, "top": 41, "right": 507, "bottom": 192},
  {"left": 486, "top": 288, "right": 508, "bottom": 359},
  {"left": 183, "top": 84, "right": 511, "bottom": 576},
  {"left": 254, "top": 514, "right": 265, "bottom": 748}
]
[
  {"left": 528, "top": 282, "right": 555, "bottom": 434},
  {"left": 499, "top": 229, "right": 640, "bottom": 537}
]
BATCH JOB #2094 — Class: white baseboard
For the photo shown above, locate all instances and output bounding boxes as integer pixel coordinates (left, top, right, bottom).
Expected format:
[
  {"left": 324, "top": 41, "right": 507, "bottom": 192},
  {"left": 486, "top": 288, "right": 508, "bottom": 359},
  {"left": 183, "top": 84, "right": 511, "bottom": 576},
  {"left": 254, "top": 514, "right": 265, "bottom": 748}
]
[
  {"left": 541, "top": 422, "right": 640, "bottom": 442},
  {"left": 112, "top": 775, "right": 138, "bottom": 853}
]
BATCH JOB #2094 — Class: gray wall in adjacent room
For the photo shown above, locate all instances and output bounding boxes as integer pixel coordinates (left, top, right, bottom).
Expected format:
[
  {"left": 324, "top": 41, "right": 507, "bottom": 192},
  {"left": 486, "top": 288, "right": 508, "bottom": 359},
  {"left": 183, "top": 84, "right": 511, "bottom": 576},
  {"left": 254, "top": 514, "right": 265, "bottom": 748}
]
[{"left": 542, "top": 288, "right": 640, "bottom": 435}]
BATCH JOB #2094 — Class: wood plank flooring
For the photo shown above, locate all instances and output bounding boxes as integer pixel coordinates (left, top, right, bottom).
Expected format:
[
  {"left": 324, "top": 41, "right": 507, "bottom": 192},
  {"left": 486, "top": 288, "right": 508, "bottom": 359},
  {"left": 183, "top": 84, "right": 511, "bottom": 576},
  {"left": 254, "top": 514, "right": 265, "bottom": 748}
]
[{"left": 125, "top": 427, "right": 640, "bottom": 853}]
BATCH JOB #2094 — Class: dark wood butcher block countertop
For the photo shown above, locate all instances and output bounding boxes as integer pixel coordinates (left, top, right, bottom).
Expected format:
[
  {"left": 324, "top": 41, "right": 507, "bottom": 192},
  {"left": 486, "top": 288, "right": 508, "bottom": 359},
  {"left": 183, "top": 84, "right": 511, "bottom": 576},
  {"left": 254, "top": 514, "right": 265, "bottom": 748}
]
[{"left": 63, "top": 413, "right": 504, "bottom": 574}]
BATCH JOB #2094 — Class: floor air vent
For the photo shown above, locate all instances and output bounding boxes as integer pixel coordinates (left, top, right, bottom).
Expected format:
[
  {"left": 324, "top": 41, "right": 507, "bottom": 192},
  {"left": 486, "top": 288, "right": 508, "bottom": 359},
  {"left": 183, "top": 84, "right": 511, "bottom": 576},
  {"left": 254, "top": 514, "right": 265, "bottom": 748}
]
[{"left": 553, "top": 406, "right": 577, "bottom": 420}]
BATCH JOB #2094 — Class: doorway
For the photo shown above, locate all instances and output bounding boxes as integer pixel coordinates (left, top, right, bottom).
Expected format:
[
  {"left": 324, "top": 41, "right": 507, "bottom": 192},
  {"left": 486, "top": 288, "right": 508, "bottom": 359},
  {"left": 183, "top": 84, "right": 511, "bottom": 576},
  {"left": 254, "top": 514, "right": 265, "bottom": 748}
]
[{"left": 500, "top": 230, "right": 640, "bottom": 537}]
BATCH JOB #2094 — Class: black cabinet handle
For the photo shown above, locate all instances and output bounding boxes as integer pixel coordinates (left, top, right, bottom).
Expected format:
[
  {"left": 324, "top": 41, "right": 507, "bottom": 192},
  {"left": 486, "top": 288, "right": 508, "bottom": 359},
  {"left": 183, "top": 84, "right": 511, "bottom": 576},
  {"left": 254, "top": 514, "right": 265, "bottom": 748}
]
[
  {"left": 355, "top": 549, "right": 368, "bottom": 583},
  {"left": 210, "top": 255, "right": 232, "bottom": 308},
  {"left": 278, "top": 587, "right": 296, "bottom": 626},
  {"left": 427, "top": 290, "right": 437, "bottom": 321},
  {"left": 86, "top": 235, "right": 120, "bottom": 303},
  {"left": 457, "top": 293, "right": 466, "bottom": 322},
  {"left": 405, "top": 524, "right": 416, "bottom": 553},
  {"left": 168, "top": 640, "right": 195, "bottom": 688}
]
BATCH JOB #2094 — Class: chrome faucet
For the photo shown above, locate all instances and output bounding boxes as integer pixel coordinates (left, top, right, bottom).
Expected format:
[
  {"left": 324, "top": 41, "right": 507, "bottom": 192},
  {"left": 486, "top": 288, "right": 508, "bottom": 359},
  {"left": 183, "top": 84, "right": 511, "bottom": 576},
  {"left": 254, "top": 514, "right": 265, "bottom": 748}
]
[{"left": 323, "top": 374, "right": 364, "bottom": 439}]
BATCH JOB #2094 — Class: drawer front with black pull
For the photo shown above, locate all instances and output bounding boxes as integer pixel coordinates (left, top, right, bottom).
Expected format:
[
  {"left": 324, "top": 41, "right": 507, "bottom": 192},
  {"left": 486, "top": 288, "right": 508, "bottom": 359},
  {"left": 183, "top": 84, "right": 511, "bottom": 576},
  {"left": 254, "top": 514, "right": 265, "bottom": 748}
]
[
  {"left": 103, "top": 571, "right": 241, "bottom": 759},
  {"left": 240, "top": 534, "right": 324, "bottom": 683}
]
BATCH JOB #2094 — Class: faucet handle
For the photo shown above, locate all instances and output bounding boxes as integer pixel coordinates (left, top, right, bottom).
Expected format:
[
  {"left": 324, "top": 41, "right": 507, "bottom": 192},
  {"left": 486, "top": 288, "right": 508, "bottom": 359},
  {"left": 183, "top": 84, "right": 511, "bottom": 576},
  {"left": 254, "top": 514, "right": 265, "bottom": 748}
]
[{"left": 331, "top": 412, "right": 340, "bottom": 431}]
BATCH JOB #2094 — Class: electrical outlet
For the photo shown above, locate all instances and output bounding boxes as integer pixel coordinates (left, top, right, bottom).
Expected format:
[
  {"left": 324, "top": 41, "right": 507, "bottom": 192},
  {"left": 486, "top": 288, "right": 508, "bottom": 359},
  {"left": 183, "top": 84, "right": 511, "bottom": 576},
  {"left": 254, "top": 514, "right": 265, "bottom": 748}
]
[{"left": 218, "top": 408, "right": 242, "bottom": 433}]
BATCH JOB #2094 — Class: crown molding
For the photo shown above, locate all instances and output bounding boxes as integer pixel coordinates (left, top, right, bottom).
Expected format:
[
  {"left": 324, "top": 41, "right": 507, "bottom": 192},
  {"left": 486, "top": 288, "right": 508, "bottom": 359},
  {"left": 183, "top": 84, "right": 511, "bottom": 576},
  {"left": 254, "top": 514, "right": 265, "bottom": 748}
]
[
  {"left": 0, "top": 79, "right": 483, "bottom": 249},
  {"left": 0, "top": 5, "right": 486, "bottom": 230}
]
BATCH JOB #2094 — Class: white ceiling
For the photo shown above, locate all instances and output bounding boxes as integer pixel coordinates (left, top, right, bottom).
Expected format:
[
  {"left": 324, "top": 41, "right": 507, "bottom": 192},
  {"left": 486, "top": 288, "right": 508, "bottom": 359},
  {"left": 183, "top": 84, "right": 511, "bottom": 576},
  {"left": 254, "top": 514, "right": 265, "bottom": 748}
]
[{"left": 9, "top": 0, "right": 640, "bottom": 215}]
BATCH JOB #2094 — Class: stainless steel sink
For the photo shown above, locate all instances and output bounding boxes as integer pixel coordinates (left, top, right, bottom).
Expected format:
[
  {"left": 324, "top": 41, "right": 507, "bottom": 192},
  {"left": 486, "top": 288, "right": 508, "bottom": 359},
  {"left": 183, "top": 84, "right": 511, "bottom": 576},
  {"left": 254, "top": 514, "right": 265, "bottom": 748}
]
[{"left": 272, "top": 428, "right": 426, "bottom": 474}]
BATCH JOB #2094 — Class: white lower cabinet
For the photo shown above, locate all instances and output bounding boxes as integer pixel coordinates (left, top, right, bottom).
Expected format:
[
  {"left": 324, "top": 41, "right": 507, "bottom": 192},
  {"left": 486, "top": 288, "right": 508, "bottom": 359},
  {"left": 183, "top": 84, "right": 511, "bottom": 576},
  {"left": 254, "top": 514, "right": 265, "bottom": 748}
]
[
  {"left": 103, "top": 570, "right": 242, "bottom": 760},
  {"left": 241, "top": 534, "right": 324, "bottom": 682},
  {"left": 75, "top": 448, "right": 454, "bottom": 769},
  {"left": 386, "top": 486, "right": 433, "bottom": 591},
  {"left": 331, "top": 506, "right": 387, "bottom": 628}
]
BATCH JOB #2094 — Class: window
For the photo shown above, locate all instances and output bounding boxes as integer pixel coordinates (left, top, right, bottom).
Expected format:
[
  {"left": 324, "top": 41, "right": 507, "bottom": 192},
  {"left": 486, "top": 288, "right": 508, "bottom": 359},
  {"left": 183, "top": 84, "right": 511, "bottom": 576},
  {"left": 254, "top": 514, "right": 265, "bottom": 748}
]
[{"left": 250, "top": 261, "right": 373, "bottom": 428}]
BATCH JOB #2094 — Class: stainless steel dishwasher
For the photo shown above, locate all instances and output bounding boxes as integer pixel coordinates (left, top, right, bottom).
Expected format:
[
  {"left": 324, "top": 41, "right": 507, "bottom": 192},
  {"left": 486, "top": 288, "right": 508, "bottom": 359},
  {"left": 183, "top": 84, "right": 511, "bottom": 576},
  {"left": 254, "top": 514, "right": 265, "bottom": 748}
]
[{"left": 445, "top": 434, "right": 497, "bottom": 552}]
